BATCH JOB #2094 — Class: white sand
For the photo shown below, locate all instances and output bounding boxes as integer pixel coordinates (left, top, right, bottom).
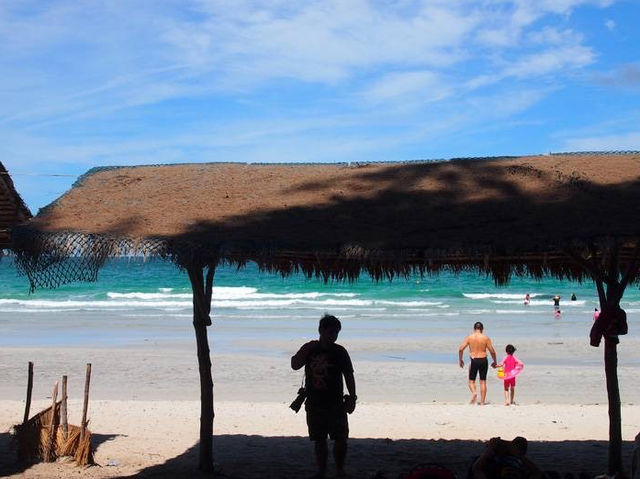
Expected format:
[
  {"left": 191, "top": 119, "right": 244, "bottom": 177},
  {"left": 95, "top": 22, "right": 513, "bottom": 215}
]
[
  {"left": 1, "top": 343, "right": 640, "bottom": 477},
  {"left": 1, "top": 399, "right": 639, "bottom": 478}
]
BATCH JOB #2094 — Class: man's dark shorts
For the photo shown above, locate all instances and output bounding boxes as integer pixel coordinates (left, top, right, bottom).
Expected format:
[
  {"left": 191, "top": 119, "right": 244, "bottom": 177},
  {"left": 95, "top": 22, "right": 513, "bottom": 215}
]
[
  {"left": 469, "top": 357, "right": 488, "bottom": 380},
  {"left": 306, "top": 406, "right": 349, "bottom": 441}
]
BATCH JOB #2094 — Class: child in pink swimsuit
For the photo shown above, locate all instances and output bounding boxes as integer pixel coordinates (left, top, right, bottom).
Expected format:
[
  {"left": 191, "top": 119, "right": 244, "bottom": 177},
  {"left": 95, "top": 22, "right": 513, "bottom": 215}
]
[{"left": 499, "top": 344, "right": 523, "bottom": 406}]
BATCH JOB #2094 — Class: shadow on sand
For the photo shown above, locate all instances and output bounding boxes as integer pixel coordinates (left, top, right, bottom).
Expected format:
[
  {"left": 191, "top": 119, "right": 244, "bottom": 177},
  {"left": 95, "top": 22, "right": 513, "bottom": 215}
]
[
  {"left": 101, "top": 435, "right": 636, "bottom": 479},
  {"left": 0, "top": 430, "right": 121, "bottom": 476}
]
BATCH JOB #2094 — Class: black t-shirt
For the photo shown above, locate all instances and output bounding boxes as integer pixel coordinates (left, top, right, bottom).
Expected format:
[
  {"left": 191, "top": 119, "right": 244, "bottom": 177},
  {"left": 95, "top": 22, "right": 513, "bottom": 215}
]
[{"left": 304, "top": 341, "right": 353, "bottom": 408}]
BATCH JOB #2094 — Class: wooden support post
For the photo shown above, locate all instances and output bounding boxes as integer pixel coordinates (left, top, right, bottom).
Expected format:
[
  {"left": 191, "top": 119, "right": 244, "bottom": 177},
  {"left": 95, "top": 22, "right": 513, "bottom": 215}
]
[
  {"left": 44, "top": 381, "right": 59, "bottom": 462},
  {"left": 604, "top": 337, "right": 623, "bottom": 476},
  {"left": 80, "top": 363, "right": 92, "bottom": 442},
  {"left": 23, "top": 362, "right": 33, "bottom": 424},
  {"left": 569, "top": 242, "right": 635, "bottom": 477},
  {"left": 61, "top": 375, "right": 68, "bottom": 440},
  {"left": 188, "top": 265, "right": 216, "bottom": 472}
]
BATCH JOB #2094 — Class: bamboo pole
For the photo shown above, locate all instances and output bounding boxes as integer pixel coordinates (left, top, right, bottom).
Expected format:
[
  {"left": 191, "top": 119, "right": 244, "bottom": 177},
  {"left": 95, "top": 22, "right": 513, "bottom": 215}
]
[
  {"left": 61, "top": 375, "right": 68, "bottom": 440},
  {"left": 80, "top": 363, "right": 92, "bottom": 442},
  {"left": 44, "top": 381, "right": 59, "bottom": 462},
  {"left": 22, "top": 361, "right": 33, "bottom": 424}
]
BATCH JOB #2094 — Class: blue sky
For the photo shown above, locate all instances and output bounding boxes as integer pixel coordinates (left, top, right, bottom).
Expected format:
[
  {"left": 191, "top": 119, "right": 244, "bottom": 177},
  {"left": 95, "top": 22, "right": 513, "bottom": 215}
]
[{"left": 1, "top": 0, "right": 639, "bottom": 213}]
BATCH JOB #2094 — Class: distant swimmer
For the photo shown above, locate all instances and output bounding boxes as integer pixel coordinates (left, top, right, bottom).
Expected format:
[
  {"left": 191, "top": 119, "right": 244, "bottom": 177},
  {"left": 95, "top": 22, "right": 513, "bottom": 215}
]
[
  {"left": 458, "top": 321, "right": 497, "bottom": 405},
  {"left": 571, "top": 293, "right": 577, "bottom": 301},
  {"left": 523, "top": 293, "right": 530, "bottom": 306},
  {"left": 553, "top": 295, "right": 561, "bottom": 309}
]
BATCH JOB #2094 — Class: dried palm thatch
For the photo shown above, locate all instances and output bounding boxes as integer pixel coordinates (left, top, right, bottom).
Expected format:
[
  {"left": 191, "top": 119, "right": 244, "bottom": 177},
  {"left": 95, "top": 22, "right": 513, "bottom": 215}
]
[
  {"left": 13, "top": 402, "right": 93, "bottom": 467},
  {"left": 0, "top": 161, "right": 31, "bottom": 248},
  {"left": 10, "top": 153, "right": 640, "bottom": 288}
]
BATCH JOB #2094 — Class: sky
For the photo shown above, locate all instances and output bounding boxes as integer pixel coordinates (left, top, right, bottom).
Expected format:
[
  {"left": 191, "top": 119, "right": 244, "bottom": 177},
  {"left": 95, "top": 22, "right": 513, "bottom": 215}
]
[{"left": 1, "top": 0, "right": 639, "bottom": 213}]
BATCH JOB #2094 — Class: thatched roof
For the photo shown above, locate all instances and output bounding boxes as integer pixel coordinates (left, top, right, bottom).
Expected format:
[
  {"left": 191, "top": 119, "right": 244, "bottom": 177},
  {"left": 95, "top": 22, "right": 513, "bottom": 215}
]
[
  {"left": 0, "top": 162, "right": 31, "bottom": 248},
  {"left": 11, "top": 153, "right": 640, "bottom": 289}
]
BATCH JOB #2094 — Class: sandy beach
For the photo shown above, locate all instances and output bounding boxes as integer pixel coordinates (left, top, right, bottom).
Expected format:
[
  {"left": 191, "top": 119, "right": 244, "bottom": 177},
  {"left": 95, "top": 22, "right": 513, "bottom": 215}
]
[{"left": 1, "top": 343, "right": 640, "bottom": 478}]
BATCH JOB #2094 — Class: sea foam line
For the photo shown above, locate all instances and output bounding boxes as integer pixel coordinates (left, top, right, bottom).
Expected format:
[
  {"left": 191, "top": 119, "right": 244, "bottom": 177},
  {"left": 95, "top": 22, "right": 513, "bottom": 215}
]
[
  {"left": 107, "top": 288, "right": 358, "bottom": 301},
  {"left": 463, "top": 293, "right": 540, "bottom": 300},
  {"left": 0, "top": 297, "right": 443, "bottom": 311}
]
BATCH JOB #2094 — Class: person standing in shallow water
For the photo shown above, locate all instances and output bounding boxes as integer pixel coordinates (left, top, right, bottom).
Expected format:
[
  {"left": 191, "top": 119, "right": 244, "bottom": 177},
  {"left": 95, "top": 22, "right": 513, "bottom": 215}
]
[
  {"left": 291, "top": 314, "right": 357, "bottom": 478},
  {"left": 459, "top": 321, "right": 497, "bottom": 405}
]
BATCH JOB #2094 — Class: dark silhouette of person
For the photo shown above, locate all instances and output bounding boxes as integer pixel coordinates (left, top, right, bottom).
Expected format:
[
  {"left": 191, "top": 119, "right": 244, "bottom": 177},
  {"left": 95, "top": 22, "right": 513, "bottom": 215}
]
[
  {"left": 470, "top": 436, "right": 543, "bottom": 478},
  {"left": 291, "top": 314, "right": 356, "bottom": 478}
]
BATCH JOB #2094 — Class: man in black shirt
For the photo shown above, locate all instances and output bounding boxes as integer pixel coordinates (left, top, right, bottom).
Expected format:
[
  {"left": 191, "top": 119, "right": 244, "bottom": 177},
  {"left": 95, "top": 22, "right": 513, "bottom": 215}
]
[{"left": 291, "top": 314, "right": 357, "bottom": 478}]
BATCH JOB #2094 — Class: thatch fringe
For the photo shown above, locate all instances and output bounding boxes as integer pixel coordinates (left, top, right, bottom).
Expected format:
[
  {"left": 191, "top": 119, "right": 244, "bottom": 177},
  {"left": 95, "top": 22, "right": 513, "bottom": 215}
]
[
  {"left": 11, "top": 227, "right": 640, "bottom": 288},
  {"left": 13, "top": 402, "right": 93, "bottom": 466}
]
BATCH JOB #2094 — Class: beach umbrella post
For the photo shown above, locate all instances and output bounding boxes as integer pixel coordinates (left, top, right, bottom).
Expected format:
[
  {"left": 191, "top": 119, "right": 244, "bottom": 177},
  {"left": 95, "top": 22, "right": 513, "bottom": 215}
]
[
  {"left": 187, "top": 264, "right": 216, "bottom": 472},
  {"left": 568, "top": 242, "right": 639, "bottom": 476}
]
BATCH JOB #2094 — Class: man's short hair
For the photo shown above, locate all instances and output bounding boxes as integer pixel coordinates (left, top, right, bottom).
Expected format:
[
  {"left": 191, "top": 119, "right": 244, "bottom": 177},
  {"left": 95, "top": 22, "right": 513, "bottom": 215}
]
[
  {"left": 511, "top": 436, "right": 528, "bottom": 454},
  {"left": 474, "top": 321, "right": 484, "bottom": 331},
  {"left": 319, "top": 314, "right": 341, "bottom": 332}
]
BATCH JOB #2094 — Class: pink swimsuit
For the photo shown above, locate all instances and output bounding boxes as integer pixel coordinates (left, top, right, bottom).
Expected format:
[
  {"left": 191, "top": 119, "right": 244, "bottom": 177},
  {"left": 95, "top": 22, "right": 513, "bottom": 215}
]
[{"left": 502, "top": 354, "right": 519, "bottom": 388}]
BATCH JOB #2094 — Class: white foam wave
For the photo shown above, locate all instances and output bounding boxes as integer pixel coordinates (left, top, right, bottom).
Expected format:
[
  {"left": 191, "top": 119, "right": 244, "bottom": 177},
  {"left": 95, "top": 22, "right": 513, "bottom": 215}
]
[
  {"left": 374, "top": 300, "right": 442, "bottom": 307},
  {"left": 0, "top": 296, "right": 444, "bottom": 312},
  {"left": 107, "top": 287, "right": 358, "bottom": 301},
  {"left": 463, "top": 293, "right": 540, "bottom": 300},
  {"left": 492, "top": 299, "right": 586, "bottom": 306},
  {"left": 495, "top": 309, "right": 536, "bottom": 314},
  {"left": 108, "top": 292, "right": 192, "bottom": 299},
  {"left": 0, "top": 298, "right": 191, "bottom": 309}
]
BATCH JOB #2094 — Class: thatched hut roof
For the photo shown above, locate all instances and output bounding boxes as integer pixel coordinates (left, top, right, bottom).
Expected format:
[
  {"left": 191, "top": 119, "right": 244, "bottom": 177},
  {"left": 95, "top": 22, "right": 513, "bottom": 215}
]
[
  {"left": 0, "top": 162, "right": 32, "bottom": 248},
  {"left": 11, "top": 152, "right": 640, "bottom": 289}
]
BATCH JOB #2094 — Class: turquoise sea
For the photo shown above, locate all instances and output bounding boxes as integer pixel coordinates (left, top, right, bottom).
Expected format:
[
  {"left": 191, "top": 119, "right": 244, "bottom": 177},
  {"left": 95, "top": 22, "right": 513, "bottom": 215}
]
[{"left": 1, "top": 257, "right": 639, "bottom": 367}]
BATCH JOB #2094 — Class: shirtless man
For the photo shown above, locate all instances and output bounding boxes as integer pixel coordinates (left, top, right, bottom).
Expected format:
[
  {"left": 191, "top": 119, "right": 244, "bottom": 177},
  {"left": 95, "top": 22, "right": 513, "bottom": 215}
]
[{"left": 458, "top": 321, "right": 497, "bottom": 405}]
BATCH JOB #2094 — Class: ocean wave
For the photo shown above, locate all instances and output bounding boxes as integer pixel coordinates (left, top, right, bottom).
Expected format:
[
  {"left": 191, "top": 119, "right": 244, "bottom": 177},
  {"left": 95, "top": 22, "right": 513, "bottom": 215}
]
[
  {"left": 107, "top": 287, "right": 358, "bottom": 301},
  {"left": 491, "top": 299, "right": 586, "bottom": 306},
  {"left": 108, "top": 292, "right": 193, "bottom": 299},
  {"left": 495, "top": 309, "right": 538, "bottom": 314},
  {"left": 463, "top": 293, "right": 540, "bottom": 300},
  {"left": 0, "top": 296, "right": 443, "bottom": 312}
]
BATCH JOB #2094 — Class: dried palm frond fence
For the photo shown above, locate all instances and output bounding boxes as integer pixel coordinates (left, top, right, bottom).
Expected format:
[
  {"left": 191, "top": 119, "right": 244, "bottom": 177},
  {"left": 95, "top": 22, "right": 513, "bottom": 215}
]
[{"left": 13, "top": 362, "right": 94, "bottom": 467}]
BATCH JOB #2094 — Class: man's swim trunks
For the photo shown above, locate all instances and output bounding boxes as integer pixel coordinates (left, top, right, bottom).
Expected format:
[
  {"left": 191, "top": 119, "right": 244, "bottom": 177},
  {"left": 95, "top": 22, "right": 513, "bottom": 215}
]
[{"left": 469, "top": 357, "right": 488, "bottom": 380}]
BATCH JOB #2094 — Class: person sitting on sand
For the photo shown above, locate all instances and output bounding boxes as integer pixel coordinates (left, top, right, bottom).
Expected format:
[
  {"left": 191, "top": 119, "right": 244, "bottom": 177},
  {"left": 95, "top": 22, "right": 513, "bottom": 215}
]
[
  {"left": 291, "top": 314, "right": 357, "bottom": 479},
  {"left": 498, "top": 344, "right": 523, "bottom": 406},
  {"left": 470, "top": 436, "right": 543, "bottom": 479},
  {"left": 554, "top": 309, "right": 562, "bottom": 319},
  {"left": 458, "top": 321, "right": 497, "bottom": 405}
]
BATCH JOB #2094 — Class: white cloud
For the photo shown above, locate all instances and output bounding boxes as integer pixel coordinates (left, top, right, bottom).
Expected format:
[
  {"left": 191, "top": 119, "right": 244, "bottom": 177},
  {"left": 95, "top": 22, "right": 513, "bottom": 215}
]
[
  {"left": 563, "top": 131, "right": 640, "bottom": 151},
  {"left": 605, "top": 19, "right": 616, "bottom": 30},
  {"left": 594, "top": 63, "right": 640, "bottom": 88},
  {"left": 0, "top": 0, "right": 612, "bottom": 127},
  {"left": 361, "top": 71, "right": 451, "bottom": 105},
  {"left": 504, "top": 45, "right": 594, "bottom": 78},
  {"left": 162, "top": 0, "right": 480, "bottom": 84}
]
